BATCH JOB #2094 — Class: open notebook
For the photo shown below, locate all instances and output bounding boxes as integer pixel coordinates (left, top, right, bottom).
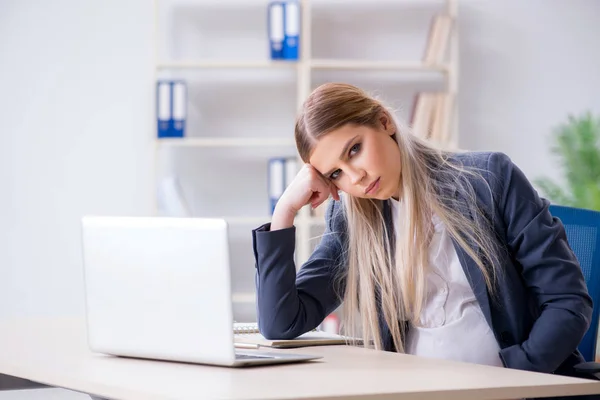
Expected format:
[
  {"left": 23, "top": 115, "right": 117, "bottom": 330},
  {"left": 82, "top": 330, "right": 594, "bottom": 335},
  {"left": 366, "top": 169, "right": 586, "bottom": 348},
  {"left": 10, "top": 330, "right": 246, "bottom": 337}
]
[{"left": 233, "top": 322, "right": 358, "bottom": 348}]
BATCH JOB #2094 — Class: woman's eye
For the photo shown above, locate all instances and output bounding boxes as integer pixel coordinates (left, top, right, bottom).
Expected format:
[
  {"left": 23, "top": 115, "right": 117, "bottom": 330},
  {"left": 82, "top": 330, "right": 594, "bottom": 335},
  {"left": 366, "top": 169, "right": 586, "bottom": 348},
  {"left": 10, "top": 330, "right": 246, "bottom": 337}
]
[
  {"left": 349, "top": 143, "right": 361, "bottom": 155},
  {"left": 330, "top": 169, "right": 341, "bottom": 180}
]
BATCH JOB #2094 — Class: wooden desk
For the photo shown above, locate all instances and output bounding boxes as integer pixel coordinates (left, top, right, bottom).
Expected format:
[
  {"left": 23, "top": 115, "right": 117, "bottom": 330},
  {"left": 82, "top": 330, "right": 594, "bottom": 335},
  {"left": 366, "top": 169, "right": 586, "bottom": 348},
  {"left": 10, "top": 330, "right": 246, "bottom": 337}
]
[{"left": 1, "top": 318, "right": 600, "bottom": 400}]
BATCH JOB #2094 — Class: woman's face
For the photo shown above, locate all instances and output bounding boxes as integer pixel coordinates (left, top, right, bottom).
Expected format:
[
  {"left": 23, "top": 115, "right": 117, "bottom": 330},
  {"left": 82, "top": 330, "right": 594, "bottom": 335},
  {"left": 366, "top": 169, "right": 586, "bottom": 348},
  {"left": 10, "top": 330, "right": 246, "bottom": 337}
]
[{"left": 309, "top": 115, "right": 402, "bottom": 200}]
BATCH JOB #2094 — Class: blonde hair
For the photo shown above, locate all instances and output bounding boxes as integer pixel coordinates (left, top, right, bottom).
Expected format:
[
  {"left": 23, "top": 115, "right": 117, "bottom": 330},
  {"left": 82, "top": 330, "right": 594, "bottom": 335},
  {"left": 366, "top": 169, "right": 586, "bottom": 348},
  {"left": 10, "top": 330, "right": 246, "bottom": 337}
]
[{"left": 295, "top": 83, "right": 502, "bottom": 353}]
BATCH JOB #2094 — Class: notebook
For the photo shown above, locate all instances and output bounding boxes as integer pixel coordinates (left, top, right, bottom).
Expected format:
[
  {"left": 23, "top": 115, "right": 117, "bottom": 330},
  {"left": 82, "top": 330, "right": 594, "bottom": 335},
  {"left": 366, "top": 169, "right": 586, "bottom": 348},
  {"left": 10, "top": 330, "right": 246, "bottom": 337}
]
[{"left": 233, "top": 322, "right": 357, "bottom": 348}]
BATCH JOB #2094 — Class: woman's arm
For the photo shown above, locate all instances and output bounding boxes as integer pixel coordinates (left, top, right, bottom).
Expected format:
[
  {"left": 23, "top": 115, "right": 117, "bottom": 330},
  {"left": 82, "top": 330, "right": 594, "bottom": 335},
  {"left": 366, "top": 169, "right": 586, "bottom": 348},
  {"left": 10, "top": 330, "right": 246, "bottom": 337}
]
[
  {"left": 487, "top": 152, "right": 593, "bottom": 373},
  {"left": 252, "top": 199, "right": 346, "bottom": 339}
]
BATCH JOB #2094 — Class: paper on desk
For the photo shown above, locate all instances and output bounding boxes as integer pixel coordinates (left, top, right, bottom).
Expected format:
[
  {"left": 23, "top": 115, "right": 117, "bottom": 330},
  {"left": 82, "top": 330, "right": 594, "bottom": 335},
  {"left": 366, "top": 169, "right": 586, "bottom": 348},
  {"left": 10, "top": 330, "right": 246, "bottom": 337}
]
[{"left": 234, "top": 331, "right": 360, "bottom": 348}]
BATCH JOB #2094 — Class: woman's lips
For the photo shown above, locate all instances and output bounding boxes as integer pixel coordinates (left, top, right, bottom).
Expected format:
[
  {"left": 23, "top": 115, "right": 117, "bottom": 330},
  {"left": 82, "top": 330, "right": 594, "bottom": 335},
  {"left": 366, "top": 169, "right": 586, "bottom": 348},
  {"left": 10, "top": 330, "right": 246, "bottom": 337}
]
[{"left": 365, "top": 178, "right": 380, "bottom": 195}]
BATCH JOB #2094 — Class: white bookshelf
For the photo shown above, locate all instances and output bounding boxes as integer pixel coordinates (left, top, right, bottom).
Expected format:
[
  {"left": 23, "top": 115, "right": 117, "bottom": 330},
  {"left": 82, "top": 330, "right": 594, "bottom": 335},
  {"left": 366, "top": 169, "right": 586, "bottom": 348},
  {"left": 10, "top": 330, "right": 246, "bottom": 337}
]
[
  {"left": 310, "top": 59, "right": 448, "bottom": 72},
  {"left": 157, "top": 60, "right": 297, "bottom": 69},
  {"left": 157, "top": 137, "right": 295, "bottom": 147},
  {"left": 157, "top": 60, "right": 448, "bottom": 72},
  {"left": 152, "top": 0, "right": 458, "bottom": 321}
]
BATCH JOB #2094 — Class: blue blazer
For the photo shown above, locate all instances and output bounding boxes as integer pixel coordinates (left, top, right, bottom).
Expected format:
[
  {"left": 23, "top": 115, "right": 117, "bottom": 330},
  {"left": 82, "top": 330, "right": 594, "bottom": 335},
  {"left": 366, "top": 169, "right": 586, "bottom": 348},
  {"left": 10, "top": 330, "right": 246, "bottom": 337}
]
[{"left": 252, "top": 151, "right": 593, "bottom": 377}]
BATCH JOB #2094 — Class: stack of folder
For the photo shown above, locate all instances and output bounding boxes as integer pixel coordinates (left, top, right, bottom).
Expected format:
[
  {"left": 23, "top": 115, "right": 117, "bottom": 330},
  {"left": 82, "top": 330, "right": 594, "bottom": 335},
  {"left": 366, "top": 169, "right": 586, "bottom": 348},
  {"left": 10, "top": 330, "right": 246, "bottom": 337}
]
[
  {"left": 156, "top": 80, "right": 187, "bottom": 138},
  {"left": 267, "top": 157, "right": 297, "bottom": 215},
  {"left": 268, "top": 1, "right": 300, "bottom": 60}
]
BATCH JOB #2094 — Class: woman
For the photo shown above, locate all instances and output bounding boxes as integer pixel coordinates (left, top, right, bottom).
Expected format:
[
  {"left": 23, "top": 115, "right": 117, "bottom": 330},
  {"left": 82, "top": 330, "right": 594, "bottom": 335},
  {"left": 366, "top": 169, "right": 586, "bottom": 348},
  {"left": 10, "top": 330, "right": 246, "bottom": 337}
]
[{"left": 251, "top": 82, "right": 592, "bottom": 379}]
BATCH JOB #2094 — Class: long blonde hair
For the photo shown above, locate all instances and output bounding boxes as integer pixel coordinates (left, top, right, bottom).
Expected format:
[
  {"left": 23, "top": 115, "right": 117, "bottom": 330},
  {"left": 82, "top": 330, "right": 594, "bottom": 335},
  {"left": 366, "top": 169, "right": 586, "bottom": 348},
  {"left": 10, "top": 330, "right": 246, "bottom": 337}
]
[{"left": 295, "top": 83, "right": 502, "bottom": 353}]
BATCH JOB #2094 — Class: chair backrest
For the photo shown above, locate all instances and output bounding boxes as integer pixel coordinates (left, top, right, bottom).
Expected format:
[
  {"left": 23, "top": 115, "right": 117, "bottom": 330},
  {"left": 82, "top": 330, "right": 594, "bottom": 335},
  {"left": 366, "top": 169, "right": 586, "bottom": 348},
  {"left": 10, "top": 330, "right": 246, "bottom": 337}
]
[{"left": 549, "top": 204, "right": 600, "bottom": 362}]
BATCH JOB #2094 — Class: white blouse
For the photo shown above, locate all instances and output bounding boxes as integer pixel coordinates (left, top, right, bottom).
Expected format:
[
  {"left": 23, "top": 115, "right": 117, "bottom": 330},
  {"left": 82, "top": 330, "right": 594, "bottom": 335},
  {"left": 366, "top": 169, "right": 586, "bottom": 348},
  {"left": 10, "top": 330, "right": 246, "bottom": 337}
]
[{"left": 390, "top": 198, "right": 504, "bottom": 367}]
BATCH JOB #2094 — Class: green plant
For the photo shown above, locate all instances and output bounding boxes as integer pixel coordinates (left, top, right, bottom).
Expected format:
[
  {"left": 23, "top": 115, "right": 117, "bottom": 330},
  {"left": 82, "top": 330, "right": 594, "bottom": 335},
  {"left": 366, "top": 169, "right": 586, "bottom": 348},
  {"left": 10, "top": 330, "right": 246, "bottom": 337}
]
[{"left": 534, "top": 112, "right": 600, "bottom": 211}]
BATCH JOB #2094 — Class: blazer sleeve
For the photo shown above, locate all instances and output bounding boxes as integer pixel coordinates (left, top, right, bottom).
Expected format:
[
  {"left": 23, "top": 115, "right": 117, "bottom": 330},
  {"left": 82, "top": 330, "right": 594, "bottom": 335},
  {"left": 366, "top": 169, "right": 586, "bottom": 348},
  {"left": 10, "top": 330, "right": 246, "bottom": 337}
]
[
  {"left": 252, "top": 199, "right": 347, "bottom": 339},
  {"left": 488, "top": 152, "right": 593, "bottom": 373}
]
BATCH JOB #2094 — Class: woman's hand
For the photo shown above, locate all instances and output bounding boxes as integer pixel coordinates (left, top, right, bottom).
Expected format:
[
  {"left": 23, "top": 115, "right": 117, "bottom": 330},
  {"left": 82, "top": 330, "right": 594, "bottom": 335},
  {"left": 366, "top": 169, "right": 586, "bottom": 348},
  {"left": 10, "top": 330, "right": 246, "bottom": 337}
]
[{"left": 271, "top": 164, "right": 339, "bottom": 231}]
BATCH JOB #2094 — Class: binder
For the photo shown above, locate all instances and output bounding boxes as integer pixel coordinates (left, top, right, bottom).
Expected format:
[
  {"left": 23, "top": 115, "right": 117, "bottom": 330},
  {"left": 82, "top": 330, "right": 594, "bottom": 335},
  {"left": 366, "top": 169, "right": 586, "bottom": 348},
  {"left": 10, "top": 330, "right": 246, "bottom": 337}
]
[
  {"left": 156, "top": 80, "right": 187, "bottom": 138},
  {"left": 283, "top": 1, "right": 300, "bottom": 60},
  {"left": 268, "top": 2, "right": 285, "bottom": 60},
  {"left": 171, "top": 81, "right": 187, "bottom": 138},
  {"left": 156, "top": 81, "right": 171, "bottom": 138},
  {"left": 284, "top": 157, "right": 297, "bottom": 189},
  {"left": 268, "top": 157, "right": 286, "bottom": 214}
]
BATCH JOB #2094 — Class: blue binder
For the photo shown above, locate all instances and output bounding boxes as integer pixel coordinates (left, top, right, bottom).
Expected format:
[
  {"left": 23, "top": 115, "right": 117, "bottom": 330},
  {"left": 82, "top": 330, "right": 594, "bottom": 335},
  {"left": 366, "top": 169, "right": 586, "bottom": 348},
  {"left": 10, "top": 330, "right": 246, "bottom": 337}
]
[
  {"left": 268, "top": 158, "right": 286, "bottom": 214},
  {"left": 156, "top": 81, "right": 171, "bottom": 138},
  {"left": 268, "top": 1, "right": 285, "bottom": 60},
  {"left": 156, "top": 80, "right": 186, "bottom": 138},
  {"left": 171, "top": 81, "right": 186, "bottom": 138},
  {"left": 283, "top": 1, "right": 300, "bottom": 60},
  {"left": 284, "top": 157, "right": 297, "bottom": 189}
]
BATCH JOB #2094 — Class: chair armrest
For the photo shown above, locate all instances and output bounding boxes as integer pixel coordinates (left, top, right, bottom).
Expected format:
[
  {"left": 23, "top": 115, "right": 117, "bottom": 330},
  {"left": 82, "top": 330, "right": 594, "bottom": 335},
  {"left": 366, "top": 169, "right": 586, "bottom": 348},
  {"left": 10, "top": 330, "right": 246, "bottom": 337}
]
[{"left": 574, "top": 362, "right": 600, "bottom": 376}]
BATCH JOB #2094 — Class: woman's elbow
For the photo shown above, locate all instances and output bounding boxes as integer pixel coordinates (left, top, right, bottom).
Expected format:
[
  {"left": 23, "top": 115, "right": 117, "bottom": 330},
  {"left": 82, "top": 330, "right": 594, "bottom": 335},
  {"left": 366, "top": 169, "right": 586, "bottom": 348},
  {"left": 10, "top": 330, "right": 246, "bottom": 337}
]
[{"left": 258, "top": 320, "right": 303, "bottom": 340}]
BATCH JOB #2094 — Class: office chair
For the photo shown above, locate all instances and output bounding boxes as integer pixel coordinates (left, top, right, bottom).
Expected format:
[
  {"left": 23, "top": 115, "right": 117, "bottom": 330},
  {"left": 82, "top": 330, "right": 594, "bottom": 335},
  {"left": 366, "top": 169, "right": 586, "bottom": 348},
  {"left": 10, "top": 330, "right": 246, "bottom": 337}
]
[{"left": 549, "top": 204, "right": 600, "bottom": 378}]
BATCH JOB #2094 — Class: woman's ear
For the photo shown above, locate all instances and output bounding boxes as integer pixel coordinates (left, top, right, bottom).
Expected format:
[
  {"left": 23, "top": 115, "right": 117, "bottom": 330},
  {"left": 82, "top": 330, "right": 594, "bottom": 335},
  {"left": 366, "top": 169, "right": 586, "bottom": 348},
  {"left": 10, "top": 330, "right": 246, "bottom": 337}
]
[{"left": 379, "top": 112, "right": 396, "bottom": 136}]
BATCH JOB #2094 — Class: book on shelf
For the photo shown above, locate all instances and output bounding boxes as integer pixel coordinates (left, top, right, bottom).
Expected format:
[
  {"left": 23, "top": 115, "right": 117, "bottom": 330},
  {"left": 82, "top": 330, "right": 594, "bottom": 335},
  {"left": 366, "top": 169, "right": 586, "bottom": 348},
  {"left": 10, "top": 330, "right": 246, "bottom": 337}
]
[
  {"left": 429, "top": 93, "right": 454, "bottom": 145},
  {"left": 411, "top": 92, "right": 437, "bottom": 140},
  {"left": 233, "top": 322, "right": 357, "bottom": 348},
  {"left": 411, "top": 14, "right": 453, "bottom": 142},
  {"left": 423, "top": 14, "right": 452, "bottom": 67}
]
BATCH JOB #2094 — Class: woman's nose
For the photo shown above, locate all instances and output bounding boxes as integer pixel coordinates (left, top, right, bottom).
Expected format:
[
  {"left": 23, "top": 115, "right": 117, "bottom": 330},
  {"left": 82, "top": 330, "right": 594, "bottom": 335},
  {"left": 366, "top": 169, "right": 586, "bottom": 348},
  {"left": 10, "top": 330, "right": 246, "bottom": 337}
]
[{"left": 348, "top": 168, "right": 366, "bottom": 185}]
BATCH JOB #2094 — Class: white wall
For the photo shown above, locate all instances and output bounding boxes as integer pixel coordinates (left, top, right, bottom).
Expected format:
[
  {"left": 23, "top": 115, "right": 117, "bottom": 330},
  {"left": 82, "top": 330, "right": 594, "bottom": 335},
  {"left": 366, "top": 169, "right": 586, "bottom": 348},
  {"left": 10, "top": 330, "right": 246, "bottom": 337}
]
[
  {"left": 0, "top": 0, "right": 155, "bottom": 318},
  {"left": 1, "top": 0, "right": 600, "bottom": 320},
  {"left": 458, "top": 0, "right": 600, "bottom": 185}
]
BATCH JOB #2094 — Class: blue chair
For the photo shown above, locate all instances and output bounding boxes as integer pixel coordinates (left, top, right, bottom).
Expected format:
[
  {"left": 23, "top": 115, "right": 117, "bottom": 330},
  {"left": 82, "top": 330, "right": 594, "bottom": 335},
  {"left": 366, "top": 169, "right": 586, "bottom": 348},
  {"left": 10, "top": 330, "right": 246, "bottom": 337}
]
[{"left": 549, "top": 204, "right": 600, "bottom": 372}]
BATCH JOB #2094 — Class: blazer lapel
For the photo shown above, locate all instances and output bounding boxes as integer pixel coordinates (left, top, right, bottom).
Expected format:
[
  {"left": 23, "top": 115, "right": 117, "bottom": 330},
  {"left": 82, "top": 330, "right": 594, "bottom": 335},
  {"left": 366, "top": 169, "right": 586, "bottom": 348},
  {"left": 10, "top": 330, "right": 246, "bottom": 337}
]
[
  {"left": 379, "top": 200, "right": 397, "bottom": 351},
  {"left": 382, "top": 199, "right": 395, "bottom": 254}
]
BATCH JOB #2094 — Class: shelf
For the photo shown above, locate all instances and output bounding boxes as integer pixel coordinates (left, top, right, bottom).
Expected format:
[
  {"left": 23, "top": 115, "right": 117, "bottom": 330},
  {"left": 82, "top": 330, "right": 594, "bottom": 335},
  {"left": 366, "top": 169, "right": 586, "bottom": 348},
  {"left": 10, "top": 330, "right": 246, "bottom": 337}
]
[
  {"left": 156, "top": 137, "right": 296, "bottom": 147},
  {"left": 157, "top": 60, "right": 298, "bottom": 70},
  {"left": 157, "top": 60, "right": 447, "bottom": 72},
  {"left": 153, "top": 0, "right": 459, "bottom": 269},
  {"left": 310, "top": 59, "right": 447, "bottom": 72}
]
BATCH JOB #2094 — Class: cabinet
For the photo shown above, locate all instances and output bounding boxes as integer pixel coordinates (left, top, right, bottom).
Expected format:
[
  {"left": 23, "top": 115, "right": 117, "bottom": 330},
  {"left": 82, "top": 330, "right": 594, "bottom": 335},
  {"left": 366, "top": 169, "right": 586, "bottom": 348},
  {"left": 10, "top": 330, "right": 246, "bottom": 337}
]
[{"left": 152, "top": 0, "right": 458, "bottom": 321}]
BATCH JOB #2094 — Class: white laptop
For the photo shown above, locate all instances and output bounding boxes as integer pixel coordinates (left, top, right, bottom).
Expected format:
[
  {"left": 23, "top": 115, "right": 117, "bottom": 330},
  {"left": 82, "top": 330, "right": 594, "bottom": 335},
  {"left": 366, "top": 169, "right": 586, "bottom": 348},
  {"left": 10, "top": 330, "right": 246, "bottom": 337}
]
[{"left": 80, "top": 215, "right": 321, "bottom": 367}]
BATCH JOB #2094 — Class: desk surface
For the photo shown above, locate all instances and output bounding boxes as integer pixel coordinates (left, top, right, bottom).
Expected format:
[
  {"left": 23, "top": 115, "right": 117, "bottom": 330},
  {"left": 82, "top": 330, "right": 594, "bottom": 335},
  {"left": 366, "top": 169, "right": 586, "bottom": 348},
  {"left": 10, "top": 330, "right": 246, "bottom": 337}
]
[{"left": 1, "top": 318, "right": 600, "bottom": 400}]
